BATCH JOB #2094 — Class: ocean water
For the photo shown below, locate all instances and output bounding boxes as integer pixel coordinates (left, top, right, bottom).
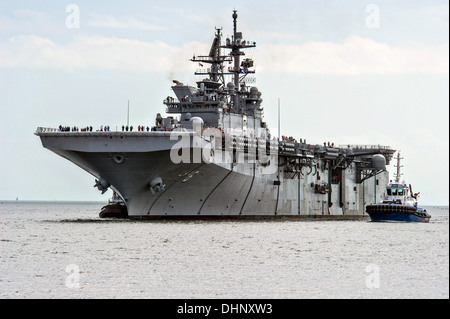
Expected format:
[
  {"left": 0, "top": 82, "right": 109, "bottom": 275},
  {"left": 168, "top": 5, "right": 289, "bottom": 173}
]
[{"left": 0, "top": 201, "right": 448, "bottom": 299}]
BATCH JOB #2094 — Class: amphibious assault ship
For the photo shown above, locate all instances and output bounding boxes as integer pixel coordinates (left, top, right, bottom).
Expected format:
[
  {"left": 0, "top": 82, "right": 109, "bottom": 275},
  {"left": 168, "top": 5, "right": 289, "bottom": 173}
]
[{"left": 35, "top": 10, "right": 395, "bottom": 219}]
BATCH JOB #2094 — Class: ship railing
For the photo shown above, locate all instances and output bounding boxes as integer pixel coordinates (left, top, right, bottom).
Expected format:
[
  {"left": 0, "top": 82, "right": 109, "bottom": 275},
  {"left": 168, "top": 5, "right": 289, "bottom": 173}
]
[
  {"left": 166, "top": 105, "right": 220, "bottom": 113},
  {"left": 35, "top": 126, "right": 196, "bottom": 134},
  {"left": 195, "top": 68, "right": 212, "bottom": 74},
  {"left": 339, "top": 144, "right": 392, "bottom": 150},
  {"left": 35, "top": 126, "right": 138, "bottom": 133},
  {"left": 35, "top": 127, "right": 60, "bottom": 133}
]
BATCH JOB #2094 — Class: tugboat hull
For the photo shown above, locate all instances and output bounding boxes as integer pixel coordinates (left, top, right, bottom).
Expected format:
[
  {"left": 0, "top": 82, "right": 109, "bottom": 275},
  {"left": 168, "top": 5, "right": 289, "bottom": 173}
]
[
  {"left": 366, "top": 204, "right": 430, "bottom": 222},
  {"left": 99, "top": 203, "right": 128, "bottom": 218}
]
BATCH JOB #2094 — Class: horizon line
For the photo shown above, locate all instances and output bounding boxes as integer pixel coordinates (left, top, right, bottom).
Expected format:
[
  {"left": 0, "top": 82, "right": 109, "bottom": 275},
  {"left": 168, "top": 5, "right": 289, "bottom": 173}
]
[{"left": 0, "top": 199, "right": 448, "bottom": 208}]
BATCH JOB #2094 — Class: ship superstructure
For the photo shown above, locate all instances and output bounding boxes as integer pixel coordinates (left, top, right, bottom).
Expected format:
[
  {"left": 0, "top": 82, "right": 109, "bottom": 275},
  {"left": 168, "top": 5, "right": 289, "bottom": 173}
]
[{"left": 36, "top": 11, "right": 395, "bottom": 219}]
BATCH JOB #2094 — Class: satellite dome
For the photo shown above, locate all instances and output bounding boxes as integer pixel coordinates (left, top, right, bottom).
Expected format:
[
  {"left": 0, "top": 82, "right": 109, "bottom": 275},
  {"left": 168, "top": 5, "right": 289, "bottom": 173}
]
[
  {"left": 189, "top": 117, "right": 204, "bottom": 133},
  {"left": 181, "top": 113, "right": 192, "bottom": 121},
  {"left": 372, "top": 154, "right": 386, "bottom": 170},
  {"left": 189, "top": 117, "right": 204, "bottom": 125}
]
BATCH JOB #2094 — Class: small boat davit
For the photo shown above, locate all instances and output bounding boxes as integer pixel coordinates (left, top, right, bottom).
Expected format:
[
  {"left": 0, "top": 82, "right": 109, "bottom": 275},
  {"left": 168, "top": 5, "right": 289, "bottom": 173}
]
[{"left": 366, "top": 152, "right": 430, "bottom": 222}]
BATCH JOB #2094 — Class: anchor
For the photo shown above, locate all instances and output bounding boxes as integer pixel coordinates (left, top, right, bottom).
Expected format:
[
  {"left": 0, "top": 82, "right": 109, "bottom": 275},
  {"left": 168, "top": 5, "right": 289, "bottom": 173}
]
[
  {"left": 149, "top": 177, "right": 165, "bottom": 195},
  {"left": 94, "top": 177, "right": 110, "bottom": 194}
]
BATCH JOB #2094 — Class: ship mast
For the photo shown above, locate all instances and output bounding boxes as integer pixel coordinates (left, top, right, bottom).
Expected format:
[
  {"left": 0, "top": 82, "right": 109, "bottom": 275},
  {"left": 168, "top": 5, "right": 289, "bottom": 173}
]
[
  {"left": 191, "top": 28, "right": 232, "bottom": 84},
  {"left": 221, "top": 10, "right": 256, "bottom": 110},
  {"left": 232, "top": 10, "right": 240, "bottom": 96},
  {"left": 393, "top": 151, "right": 403, "bottom": 183},
  {"left": 165, "top": 11, "right": 260, "bottom": 121}
]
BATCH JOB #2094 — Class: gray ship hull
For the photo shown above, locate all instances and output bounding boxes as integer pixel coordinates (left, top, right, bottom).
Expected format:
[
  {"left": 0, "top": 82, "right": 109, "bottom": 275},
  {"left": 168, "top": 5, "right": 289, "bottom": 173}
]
[{"left": 37, "top": 130, "right": 390, "bottom": 219}]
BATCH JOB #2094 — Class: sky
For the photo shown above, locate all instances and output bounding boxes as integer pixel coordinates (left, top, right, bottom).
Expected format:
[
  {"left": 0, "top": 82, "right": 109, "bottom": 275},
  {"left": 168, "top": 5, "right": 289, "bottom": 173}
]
[{"left": 0, "top": 0, "right": 448, "bottom": 205}]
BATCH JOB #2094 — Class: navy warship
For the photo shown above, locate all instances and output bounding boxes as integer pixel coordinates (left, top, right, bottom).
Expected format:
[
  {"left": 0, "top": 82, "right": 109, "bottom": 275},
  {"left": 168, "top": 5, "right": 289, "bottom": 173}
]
[{"left": 35, "top": 10, "right": 395, "bottom": 219}]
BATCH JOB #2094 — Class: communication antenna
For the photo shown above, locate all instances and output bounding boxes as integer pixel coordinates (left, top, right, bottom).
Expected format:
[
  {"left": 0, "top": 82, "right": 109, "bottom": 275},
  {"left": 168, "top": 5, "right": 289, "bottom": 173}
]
[
  {"left": 127, "top": 100, "right": 130, "bottom": 127},
  {"left": 394, "top": 151, "right": 403, "bottom": 183},
  {"left": 278, "top": 98, "right": 280, "bottom": 141}
]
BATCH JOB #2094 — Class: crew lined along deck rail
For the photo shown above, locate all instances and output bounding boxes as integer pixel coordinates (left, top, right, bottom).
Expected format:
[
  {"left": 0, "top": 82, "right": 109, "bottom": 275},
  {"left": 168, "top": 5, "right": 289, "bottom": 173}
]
[
  {"left": 34, "top": 127, "right": 194, "bottom": 137},
  {"left": 35, "top": 128, "right": 391, "bottom": 151},
  {"left": 36, "top": 125, "right": 157, "bottom": 133}
]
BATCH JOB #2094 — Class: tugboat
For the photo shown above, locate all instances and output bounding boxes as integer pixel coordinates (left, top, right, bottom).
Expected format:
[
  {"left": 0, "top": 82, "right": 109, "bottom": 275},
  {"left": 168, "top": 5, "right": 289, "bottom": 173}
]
[
  {"left": 99, "top": 191, "right": 128, "bottom": 218},
  {"left": 366, "top": 152, "right": 431, "bottom": 222}
]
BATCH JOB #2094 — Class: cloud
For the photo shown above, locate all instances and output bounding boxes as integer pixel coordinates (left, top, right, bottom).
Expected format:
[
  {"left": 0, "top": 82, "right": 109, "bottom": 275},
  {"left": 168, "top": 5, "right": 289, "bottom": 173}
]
[
  {"left": 12, "top": 9, "right": 49, "bottom": 19},
  {"left": 256, "top": 36, "right": 449, "bottom": 75},
  {"left": 0, "top": 35, "right": 207, "bottom": 72},
  {"left": 0, "top": 9, "right": 51, "bottom": 32},
  {"left": 87, "top": 14, "right": 165, "bottom": 30},
  {"left": 0, "top": 34, "right": 447, "bottom": 75}
]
